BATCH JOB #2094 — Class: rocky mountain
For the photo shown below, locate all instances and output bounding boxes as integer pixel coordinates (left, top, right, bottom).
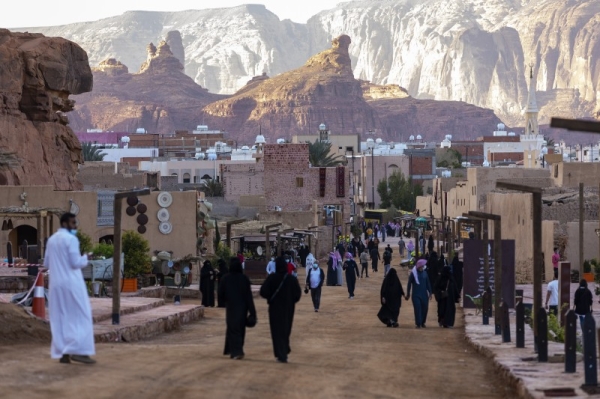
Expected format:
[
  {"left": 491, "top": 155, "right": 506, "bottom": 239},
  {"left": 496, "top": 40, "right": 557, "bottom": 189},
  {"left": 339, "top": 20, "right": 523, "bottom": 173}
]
[
  {"left": 0, "top": 29, "right": 91, "bottom": 190},
  {"left": 17, "top": 0, "right": 600, "bottom": 127},
  {"left": 68, "top": 32, "right": 501, "bottom": 143}
]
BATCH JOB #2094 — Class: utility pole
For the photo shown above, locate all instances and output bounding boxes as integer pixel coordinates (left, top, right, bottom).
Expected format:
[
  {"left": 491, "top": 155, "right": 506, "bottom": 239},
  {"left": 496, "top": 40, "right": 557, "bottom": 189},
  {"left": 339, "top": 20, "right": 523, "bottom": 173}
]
[{"left": 579, "top": 183, "right": 584, "bottom": 276}]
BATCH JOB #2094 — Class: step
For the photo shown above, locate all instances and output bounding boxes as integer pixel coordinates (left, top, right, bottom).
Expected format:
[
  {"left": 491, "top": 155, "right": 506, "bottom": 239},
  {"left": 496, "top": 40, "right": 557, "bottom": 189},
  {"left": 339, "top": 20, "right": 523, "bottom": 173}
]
[
  {"left": 90, "top": 297, "right": 165, "bottom": 323},
  {"left": 93, "top": 304, "right": 204, "bottom": 343}
]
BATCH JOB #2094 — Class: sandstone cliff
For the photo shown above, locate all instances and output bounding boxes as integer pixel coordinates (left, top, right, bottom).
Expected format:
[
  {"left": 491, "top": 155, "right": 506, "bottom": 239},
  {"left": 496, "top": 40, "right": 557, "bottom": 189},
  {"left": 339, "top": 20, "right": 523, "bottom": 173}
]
[
  {"left": 70, "top": 36, "right": 224, "bottom": 133},
  {"left": 0, "top": 29, "right": 92, "bottom": 189}
]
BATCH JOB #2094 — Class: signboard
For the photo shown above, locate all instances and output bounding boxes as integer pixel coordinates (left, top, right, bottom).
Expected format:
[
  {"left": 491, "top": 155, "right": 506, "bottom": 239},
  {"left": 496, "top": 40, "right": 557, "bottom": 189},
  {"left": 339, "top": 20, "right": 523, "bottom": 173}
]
[
  {"left": 336, "top": 166, "right": 345, "bottom": 197},
  {"left": 319, "top": 168, "right": 326, "bottom": 197},
  {"left": 463, "top": 239, "right": 516, "bottom": 308}
]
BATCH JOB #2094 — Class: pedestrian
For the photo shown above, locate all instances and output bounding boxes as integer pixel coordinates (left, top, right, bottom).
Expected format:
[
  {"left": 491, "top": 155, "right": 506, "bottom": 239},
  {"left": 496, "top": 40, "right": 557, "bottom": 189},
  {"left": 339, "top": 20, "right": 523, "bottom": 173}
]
[
  {"left": 427, "top": 234, "right": 434, "bottom": 254},
  {"left": 370, "top": 246, "right": 380, "bottom": 273},
  {"left": 407, "top": 240, "right": 414, "bottom": 254},
  {"left": 385, "top": 244, "right": 393, "bottom": 255},
  {"left": 452, "top": 253, "right": 463, "bottom": 297},
  {"left": 552, "top": 247, "right": 560, "bottom": 272},
  {"left": 419, "top": 235, "right": 425, "bottom": 253},
  {"left": 326, "top": 251, "right": 341, "bottom": 286},
  {"left": 298, "top": 244, "right": 310, "bottom": 268},
  {"left": 305, "top": 261, "right": 325, "bottom": 312},
  {"left": 200, "top": 260, "right": 216, "bottom": 307},
  {"left": 218, "top": 257, "right": 257, "bottom": 360},
  {"left": 378, "top": 268, "right": 405, "bottom": 328},
  {"left": 406, "top": 259, "right": 432, "bottom": 328},
  {"left": 383, "top": 248, "right": 392, "bottom": 276},
  {"left": 237, "top": 250, "right": 245, "bottom": 269},
  {"left": 335, "top": 251, "right": 344, "bottom": 286},
  {"left": 343, "top": 253, "right": 360, "bottom": 299},
  {"left": 260, "top": 257, "right": 302, "bottom": 363},
  {"left": 398, "top": 237, "right": 406, "bottom": 257},
  {"left": 285, "top": 254, "right": 297, "bottom": 277},
  {"left": 359, "top": 249, "right": 370, "bottom": 278},
  {"left": 545, "top": 270, "right": 559, "bottom": 316},
  {"left": 574, "top": 279, "right": 593, "bottom": 330},
  {"left": 266, "top": 256, "right": 276, "bottom": 275},
  {"left": 427, "top": 251, "right": 439, "bottom": 285},
  {"left": 42, "top": 212, "right": 95, "bottom": 364},
  {"left": 433, "top": 266, "right": 459, "bottom": 328},
  {"left": 216, "top": 259, "right": 229, "bottom": 308}
]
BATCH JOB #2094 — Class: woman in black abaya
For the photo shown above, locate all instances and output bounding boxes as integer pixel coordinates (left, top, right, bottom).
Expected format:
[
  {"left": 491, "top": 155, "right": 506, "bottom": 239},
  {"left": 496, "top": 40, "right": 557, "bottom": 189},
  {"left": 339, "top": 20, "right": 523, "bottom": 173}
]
[
  {"left": 378, "top": 268, "right": 405, "bottom": 327},
  {"left": 216, "top": 259, "right": 229, "bottom": 308},
  {"left": 218, "top": 257, "right": 256, "bottom": 360},
  {"left": 200, "top": 260, "right": 216, "bottom": 307},
  {"left": 434, "top": 266, "right": 459, "bottom": 328},
  {"left": 260, "top": 256, "right": 301, "bottom": 363}
]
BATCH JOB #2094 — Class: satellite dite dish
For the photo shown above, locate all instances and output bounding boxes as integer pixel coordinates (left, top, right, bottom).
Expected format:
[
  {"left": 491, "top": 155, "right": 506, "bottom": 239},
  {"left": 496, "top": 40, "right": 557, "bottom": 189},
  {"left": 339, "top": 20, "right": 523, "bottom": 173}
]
[
  {"left": 157, "top": 192, "right": 173, "bottom": 208},
  {"left": 183, "top": 266, "right": 190, "bottom": 275},
  {"left": 159, "top": 222, "right": 173, "bottom": 235},
  {"left": 157, "top": 208, "right": 170, "bottom": 222},
  {"left": 257, "top": 246, "right": 263, "bottom": 255}
]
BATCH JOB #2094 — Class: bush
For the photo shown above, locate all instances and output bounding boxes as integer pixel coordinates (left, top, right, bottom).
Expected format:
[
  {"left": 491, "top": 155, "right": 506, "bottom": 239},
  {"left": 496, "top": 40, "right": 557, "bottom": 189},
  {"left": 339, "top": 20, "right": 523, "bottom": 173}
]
[
  {"left": 76, "top": 231, "right": 93, "bottom": 255},
  {"left": 583, "top": 259, "right": 592, "bottom": 273},
  {"left": 92, "top": 242, "right": 114, "bottom": 259},
  {"left": 122, "top": 231, "right": 151, "bottom": 278},
  {"left": 211, "top": 243, "right": 232, "bottom": 265}
]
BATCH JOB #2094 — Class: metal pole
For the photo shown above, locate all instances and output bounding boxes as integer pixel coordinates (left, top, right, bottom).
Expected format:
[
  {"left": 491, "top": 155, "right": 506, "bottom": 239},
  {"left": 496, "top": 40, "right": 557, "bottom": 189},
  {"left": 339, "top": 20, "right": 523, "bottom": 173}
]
[
  {"left": 579, "top": 183, "right": 584, "bottom": 276},
  {"left": 533, "top": 191, "right": 543, "bottom": 347},
  {"left": 371, "top": 148, "right": 375, "bottom": 209}
]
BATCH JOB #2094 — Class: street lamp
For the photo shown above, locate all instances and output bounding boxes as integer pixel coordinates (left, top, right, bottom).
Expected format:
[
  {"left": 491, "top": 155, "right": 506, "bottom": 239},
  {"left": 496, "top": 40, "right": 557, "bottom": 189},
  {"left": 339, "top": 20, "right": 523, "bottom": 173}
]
[{"left": 366, "top": 137, "right": 376, "bottom": 209}]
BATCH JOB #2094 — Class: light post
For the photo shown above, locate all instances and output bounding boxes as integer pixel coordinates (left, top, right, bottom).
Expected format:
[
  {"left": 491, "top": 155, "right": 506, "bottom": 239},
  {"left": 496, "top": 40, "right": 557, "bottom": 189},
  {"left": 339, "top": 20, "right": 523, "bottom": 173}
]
[{"left": 366, "top": 137, "right": 376, "bottom": 209}]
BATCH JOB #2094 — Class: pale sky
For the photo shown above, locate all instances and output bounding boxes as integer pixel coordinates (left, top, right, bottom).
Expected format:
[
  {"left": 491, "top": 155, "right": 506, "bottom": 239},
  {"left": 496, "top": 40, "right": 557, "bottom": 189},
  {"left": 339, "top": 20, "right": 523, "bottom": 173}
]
[{"left": 1, "top": 0, "right": 347, "bottom": 28}]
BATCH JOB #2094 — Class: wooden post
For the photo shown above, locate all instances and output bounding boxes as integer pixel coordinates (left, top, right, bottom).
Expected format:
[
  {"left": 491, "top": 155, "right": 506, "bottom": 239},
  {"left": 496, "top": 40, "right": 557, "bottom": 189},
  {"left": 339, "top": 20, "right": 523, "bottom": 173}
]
[
  {"left": 559, "top": 261, "right": 571, "bottom": 326},
  {"left": 516, "top": 300, "right": 525, "bottom": 348},
  {"left": 226, "top": 219, "right": 246, "bottom": 249},
  {"left": 265, "top": 223, "right": 282, "bottom": 261},
  {"left": 112, "top": 189, "right": 150, "bottom": 325},
  {"left": 482, "top": 222, "right": 490, "bottom": 295},
  {"left": 501, "top": 301, "right": 511, "bottom": 343},
  {"left": 583, "top": 315, "right": 597, "bottom": 385},
  {"left": 36, "top": 214, "right": 42, "bottom": 259},
  {"left": 579, "top": 183, "right": 584, "bottom": 276},
  {"left": 538, "top": 307, "right": 548, "bottom": 362},
  {"left": 533, "top": 191, "right": 543, "bottom": 347},
  {"left": 494, "top": 220, "right": 502, "bottom": 335},
  {"left": 42, "top": 214, "right": 48, "bottom": 258},
  {"left": 49, "top": 214, "right": 53, "bottom": 237},
  {"left": 564, "top": 310, "right": 576, "bottom": 373}
]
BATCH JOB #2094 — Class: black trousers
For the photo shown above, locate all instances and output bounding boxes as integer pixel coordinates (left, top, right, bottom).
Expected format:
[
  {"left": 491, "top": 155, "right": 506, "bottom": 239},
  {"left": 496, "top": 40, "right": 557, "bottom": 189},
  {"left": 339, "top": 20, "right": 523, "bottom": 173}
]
[
  {"left": 310, "top": 286, "right": 321, "bottom": 310},
  {"left": 372, "top": 260, "right": 378, "bottom": 272},
  {"left": 361, "top": 263, "right": 369, "bottom": 277}
]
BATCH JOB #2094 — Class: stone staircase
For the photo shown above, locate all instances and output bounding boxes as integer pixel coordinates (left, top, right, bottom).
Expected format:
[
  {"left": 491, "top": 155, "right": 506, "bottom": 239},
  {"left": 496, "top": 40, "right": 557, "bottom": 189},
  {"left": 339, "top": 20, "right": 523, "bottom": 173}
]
[{"left": 91, "top": 297, "right": 204, "bottom": 343}]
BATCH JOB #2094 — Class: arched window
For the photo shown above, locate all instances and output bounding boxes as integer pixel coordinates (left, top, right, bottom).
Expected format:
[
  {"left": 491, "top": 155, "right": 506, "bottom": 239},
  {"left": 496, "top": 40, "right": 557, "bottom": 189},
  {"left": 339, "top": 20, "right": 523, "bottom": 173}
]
[{"left": 183, "top": 173, "right": 191, "bottom": 183}]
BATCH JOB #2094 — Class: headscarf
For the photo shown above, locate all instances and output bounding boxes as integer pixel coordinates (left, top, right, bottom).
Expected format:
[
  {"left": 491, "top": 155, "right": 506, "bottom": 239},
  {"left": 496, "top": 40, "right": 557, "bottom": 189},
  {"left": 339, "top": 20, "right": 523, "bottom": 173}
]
[
  {"left": 306, "top": 253, "right": 315, "bottom": 269},
  {"left": 413, "top": 259, "right": 427, "bottom": 285},
  {"left": 407, "top": 240, "right": 415, "bottom": 252},
  {"left": 229, "top": 257, "right": 243, "bottom": 273},
  {"left": 275, "top": 256, "right": 288, "bottom": 273},
  {"left": 345, "top": 252, "right": 353, "bottom": 260}
]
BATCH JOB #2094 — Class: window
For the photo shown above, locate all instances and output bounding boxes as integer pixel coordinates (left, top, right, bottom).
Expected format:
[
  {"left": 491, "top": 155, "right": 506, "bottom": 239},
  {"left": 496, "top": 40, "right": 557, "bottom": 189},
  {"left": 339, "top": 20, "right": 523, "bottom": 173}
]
[
  {"left": 554, "top": 165, "right": 558, "bottom": 178},
  {"left": 183, "top": 173, "right": 191, "bottom": 184},
  {"left": 296, "top": 177, "right": 304, "bottom": 188}
]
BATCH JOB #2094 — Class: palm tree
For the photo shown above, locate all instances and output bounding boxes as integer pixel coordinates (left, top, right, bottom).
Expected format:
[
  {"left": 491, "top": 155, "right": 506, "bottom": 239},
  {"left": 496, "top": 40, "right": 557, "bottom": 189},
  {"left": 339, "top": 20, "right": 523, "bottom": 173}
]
[
  {"left": 202, "top": 179, "right": 224, "bottom": 197},
  {"left": 307, "top": 140, "right": 344, "bottom": 167},
  {"left": 81, "top": 142, "right": 107, "bottom": 161},
  {"left": 544, "top": 136, "right": 555, "bottom": 148}
]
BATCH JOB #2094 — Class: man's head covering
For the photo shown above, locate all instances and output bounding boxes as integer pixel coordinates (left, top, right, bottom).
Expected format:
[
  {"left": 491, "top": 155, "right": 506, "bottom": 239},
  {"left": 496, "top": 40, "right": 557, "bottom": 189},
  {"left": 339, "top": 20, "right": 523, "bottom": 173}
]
[
  {"left": 229, "top": 257, "right": 243, "bottom": 273},
  {"left": 412, "top": 259, "right": 427, "bottom": 285},
  {"left": 345, "top": 252, "right": 353, "bottom": 260},
  {"left": 275, "top": 256, "right": 288, "bottom": 273},
  {"left": 203, "top": 260, "right": 212, "bottom": 268}
]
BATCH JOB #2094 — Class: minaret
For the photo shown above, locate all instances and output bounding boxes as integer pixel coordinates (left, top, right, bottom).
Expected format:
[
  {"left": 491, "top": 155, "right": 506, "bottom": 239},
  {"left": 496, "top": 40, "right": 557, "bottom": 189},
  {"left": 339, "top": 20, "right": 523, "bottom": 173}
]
[{"left": 524, "top": 64, "right": 539, "bottom": 136}]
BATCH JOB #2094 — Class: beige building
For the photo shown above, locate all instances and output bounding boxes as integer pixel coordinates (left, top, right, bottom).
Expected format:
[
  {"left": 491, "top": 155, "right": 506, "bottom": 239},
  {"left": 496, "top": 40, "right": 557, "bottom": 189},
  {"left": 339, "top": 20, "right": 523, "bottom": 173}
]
[{"left": 551, "top": 162, "right": 600, "bottom": 188}]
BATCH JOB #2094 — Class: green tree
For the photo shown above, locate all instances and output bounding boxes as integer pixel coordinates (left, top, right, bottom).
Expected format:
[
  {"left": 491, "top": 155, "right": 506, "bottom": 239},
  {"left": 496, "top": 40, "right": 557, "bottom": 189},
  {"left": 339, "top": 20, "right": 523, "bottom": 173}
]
[
  {"left": 122, "top": 230, "right": 151, "bottom": 278},
  {"left": 307, "top": 140, "right": 344, "bottom": 167},
  {"left": 202, "top": 179, "right": 224, "bottom": 197},
  {"left": 544, "top": 136, "right": 555, "bottom": 148},
  {"left": 81, "top": 142, "right": 107, "bottom": 161},
  {"left": 76, "top": 231, "right": 93, "bottom": 255},
  {"left": 377, "top": 170, "right": 423, "bottom": 211}
]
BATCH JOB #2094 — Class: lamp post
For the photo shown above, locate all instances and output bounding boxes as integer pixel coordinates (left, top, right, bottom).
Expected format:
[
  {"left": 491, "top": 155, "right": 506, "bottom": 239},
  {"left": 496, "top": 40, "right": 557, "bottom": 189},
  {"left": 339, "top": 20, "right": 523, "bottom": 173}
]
[{"left": 366, "top": 137, "right": 376, "bottom": 209}]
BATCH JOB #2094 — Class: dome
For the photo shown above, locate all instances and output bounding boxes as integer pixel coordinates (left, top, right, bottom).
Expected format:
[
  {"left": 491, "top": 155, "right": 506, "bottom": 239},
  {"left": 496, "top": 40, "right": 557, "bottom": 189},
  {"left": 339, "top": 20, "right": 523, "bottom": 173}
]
[
  {"left": 241, "top": 145, "right": 250, "bottom": 151},
  {"left": 416, "top": 135, "right": 422, "bottom": 140},
  {"left": 195, "top": 153, "right": 205, "bottom": 160},
  {"left": 508, "top": 132, "right": 516, "bottom": 136},
  {"left": 375, "top": 138, "right": 383, "bottom": 144},
  {"left": 409, "top": 135, "right": 415, "bottom": 141},
  {"left": 255, "top": 134, "right": 266, "bottom": 144},
  {"left": 497, "top": 123, "right": 505, "bottom": 131},
  {"left": 276, "top": 138, "right": 286, "bottom": 144},
  {"left": 207, "top": 153, "right": 218, "bottom": 161},
  {"left": 319, "top": 123, "right": 327, "bottom": 130},
  {"left": 366, "top": 138, "right": 375, "bottom": 144},
  {"left": 121, "top": 136, "right": 130, "bottom": 143}
]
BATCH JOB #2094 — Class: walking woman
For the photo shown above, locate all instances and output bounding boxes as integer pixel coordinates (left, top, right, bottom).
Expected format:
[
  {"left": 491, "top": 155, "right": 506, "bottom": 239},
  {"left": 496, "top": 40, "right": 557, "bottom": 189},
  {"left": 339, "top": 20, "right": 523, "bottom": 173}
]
[
  {"left": 216, "top": 258, "right": 229, "bottom": 308},
  {"left": 434, "top": 266, "right": 459, "bottom": 328},
  {"left": 218, "top": 257, "right": 257, "bottom": 360},
  {"left": 407, "top": 259, "right": 432, "bottom": 328},
  {"left": 378, "top": 268, "right": 405, "bottom": 327},
  {"left": 200, "top": 260, "right": 216, "bottom": 307},
  {"left": 343, "top": 253, "right": 360, "bottom": 299}
]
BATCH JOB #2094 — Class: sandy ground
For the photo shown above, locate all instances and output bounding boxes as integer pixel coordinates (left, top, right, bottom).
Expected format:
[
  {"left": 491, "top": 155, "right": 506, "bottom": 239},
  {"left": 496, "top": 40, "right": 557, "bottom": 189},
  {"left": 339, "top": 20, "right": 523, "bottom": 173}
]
[{"left": 0, "top": 266, "right": 514, "bottom": 399}]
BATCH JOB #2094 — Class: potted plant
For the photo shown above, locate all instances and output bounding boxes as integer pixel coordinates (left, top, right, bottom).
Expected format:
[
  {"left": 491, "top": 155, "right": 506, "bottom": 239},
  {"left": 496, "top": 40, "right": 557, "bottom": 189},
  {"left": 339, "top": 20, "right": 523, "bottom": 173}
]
[
  {"left": 583, "top": 259, "right": 594, "bottom": 284},
  {"left": 122, "top": 231, "right": 151, "bottom": 292}
]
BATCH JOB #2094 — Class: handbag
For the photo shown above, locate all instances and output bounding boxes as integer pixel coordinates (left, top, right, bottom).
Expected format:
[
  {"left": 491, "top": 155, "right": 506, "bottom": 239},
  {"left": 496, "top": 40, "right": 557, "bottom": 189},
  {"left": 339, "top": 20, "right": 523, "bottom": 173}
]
[
  {"left": 268, "top": 274, "right": 288, "bottom": 304},
  {"left": 246, "top": 314, "right": 257, "bottom": 328},
  {"left": 440, "top": 280, "right": 450, "bottom": 299}
]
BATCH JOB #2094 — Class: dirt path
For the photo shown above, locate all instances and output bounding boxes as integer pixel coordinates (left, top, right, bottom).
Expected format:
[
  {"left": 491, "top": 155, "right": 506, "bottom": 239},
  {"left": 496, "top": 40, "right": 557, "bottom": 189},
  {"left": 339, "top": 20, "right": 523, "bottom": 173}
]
[{"left": 0, "top": 267, "right": 513, "bottom": 399}]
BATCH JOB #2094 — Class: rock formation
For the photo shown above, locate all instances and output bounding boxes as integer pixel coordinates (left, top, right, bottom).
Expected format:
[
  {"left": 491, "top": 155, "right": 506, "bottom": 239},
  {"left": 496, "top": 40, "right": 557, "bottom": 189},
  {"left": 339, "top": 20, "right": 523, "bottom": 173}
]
[
  {"left": 165, "top": 31, "right": 185, "bottom": 69},
  {"left": 0, "top": 29, "right": 92, "bottom": 189},
  {"left": 19, "top": 1, "right": 600, "bottom": 127},
  {"left": 70, "top": 34, "right": 224, "bottom": 133}
]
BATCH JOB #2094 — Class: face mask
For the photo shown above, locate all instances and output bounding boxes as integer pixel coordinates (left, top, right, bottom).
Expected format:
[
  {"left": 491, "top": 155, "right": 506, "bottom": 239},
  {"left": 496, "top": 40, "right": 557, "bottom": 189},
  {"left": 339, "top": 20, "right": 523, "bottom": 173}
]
[
  {"left": 312, "top": 265, "right": 318, "bottom": 269},
  {"left": 69, "top": 229, "right": 78, "bottom": 236}
]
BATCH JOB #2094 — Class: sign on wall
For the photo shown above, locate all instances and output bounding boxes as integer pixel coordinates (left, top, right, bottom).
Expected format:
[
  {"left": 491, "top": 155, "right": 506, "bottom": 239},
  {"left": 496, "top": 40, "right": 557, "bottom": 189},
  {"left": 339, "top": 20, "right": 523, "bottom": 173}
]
[
  {"left": 319, "top": 168, "right": 326, "bottom": 197},
  {"left": 463, "top": 239, "right": 516, "bottom": 308},
  {"left": 336, "top": 166, "right": 345, "bottom": 197}
]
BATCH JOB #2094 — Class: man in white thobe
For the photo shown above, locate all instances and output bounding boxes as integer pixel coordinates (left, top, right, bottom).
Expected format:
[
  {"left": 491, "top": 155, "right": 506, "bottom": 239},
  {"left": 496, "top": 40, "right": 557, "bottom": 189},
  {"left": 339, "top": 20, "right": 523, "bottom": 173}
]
[{"left": 43, "top": 212, "right": 95, "bottom": 364}]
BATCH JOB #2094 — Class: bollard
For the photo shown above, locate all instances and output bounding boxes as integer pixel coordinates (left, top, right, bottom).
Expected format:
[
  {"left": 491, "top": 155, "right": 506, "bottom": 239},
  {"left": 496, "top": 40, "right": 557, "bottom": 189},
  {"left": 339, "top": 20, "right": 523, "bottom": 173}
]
[
  {"left": 564, "top": 310, "right": 576, "bottom": 373},
  {"left": 516, "top": 301, "right": 525, "bottom": 348},
  {"left": 583, "top": 314, "right": 597, "bottom": 386},
  {"left": 501, "top": 301, "right": 511, "bottom": 343},
  {"left": 538, "top": 307, "right": 548, "bottom": 362},
  {"left": 482, "top": 287, "right": 493, "bottom": 326},
  {"left": 6, "top": 242, "right": 12, "bottom": 267}
]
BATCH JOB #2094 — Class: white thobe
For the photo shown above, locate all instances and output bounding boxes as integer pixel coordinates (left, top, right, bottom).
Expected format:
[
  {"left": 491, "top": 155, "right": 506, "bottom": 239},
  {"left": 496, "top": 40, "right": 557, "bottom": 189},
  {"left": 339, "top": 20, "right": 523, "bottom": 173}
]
[{"left": 43, "top": 228, "right": 94, "bottom": 359}]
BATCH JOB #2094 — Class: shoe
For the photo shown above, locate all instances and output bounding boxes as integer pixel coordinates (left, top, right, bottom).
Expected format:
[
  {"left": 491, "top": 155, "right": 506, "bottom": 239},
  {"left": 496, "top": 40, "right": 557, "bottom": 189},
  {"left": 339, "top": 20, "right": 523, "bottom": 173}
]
[
  {"left": 421, "top": 324, "right": 426, "bottom": 328},
  {"left": 70, "top": 355, "right": 96, "bottom": 364},
  {"left": 232, "top": 355, "right": 244, "bottom": 360},
  {"left": 59, "top": 355, "right": 70, "bottom": 364},
  {"left": 366, "top": 276, "right": 369, "bottom": 278},
  {"left": 387, "top": 323, "right": 392, "bottom": 328},
  {"left": 416, "top": 325, "right": 421, "bottom": 328},
  {"left": 277, "top": 358, "right": 288, "bottom": 363},
  {"left": 392, "top": 323, "right": 399, "bottom": 328},
  {"left": 315, "top": 309, "right": 319, "bottom": 312}
]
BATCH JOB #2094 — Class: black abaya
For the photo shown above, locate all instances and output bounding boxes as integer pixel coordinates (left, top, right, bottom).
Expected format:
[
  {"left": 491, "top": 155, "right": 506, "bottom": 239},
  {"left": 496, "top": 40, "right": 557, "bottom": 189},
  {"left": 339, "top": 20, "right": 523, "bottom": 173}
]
[
  {"left": 218, "top": 260, "right": 256, "bottom": 358},
  {"left": 260, "top": 258, "right": 301, "bottom": 362},
  {"left": 216, "top": 262, "right": 229, "bottom": 308},
  {"left": 434, "top": 266, "right": 459, "bottom": 327},
  {"left": 200, "top": 263, "right": 216, "bottom": 307},
  {"left": 326, "top": 257, "right": 338, "bottom": 286},
  {"left": 452, "top": 256, "right": 464, "bottom": 296},
  {"left": 344, "top": 259, "right": 360, "bottom": 297},
  {"left": 378, "top": 269, "right": 405, "bottom": 326}
]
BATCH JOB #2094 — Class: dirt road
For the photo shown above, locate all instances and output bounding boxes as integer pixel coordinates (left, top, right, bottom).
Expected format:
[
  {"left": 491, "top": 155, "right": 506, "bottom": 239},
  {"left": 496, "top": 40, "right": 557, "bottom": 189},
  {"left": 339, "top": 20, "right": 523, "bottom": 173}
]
[{"left": 0, "top": 267, "right": 513, "bottom": 399}]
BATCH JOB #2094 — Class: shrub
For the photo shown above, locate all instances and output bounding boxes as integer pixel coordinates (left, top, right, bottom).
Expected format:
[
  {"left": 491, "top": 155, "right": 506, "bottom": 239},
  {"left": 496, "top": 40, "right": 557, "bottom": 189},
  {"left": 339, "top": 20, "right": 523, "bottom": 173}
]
[
  {"left": 92, "top": 242, "right": 114, "bottom": 259},
  {"left": 76, "top": 231, "right": 93, "bottom": 255},
  {"left": 122, "top": 231, "right": 151, "bottom": 278}
]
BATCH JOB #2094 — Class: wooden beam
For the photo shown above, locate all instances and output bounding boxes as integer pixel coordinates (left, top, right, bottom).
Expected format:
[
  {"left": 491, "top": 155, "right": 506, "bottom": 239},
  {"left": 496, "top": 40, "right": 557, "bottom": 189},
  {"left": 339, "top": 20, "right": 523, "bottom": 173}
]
[
  {"left": 550, "top": 117, "right": 600, "bottom": 133},
  {"left": 496, "top": 181, "right": 542, "bottom": 194},
  {"left": 226, "top": 219, "right": 246, "bottom": 249}
]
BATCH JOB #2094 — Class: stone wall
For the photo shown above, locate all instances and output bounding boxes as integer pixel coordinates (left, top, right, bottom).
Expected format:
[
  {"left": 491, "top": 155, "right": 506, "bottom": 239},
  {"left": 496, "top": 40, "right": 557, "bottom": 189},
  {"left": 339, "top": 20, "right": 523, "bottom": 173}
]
[
  {"left": 553, "top": 162, "right": 600, "bottom": 188},
  {"left": 565, "top": 221, "right": 600, "bottom": 269},
  {"left": 222, "top": 162, "right": 264, "bottom": 202},
  {"left": 78, "top": 161, "right": 147, "bottom": 191}
]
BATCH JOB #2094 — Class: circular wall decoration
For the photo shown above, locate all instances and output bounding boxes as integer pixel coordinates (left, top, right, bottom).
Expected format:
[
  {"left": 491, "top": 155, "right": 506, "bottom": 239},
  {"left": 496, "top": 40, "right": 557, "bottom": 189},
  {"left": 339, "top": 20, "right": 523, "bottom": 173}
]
[
  {"left": 157, "top": 208, "right": 170, "bottom": 222},
  {"left": 183, "top": 266, "right": 190, "bottom": 275},
  {"left": 127, "top": 195, "right": 139, "bottom": 207},
  {"left": 157, "top": 192, "right": 173, "bottom": 208},
  {"left": 137, "top": 225, "right": 146, "bottom": 234},
  {"left": 174, "top": 271, "right": 182, "bottom": 286},
  {"left": 159, "top": 221, "right": 173, "bottom": 235},
  {"left": 161, "top": 261, "right": 170, "bottom": 275},
  {"left": 168, "top": 260, "right": 174, "bottom": 268},
  {"left": 126, "top": 206, "right": 136, "bottom": 216},
  {"left": 137, "top": 213, "right": 149, "bottom": 225},
  {"left": 137, "top": 203, "right": 147, "bottom": 214}
]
